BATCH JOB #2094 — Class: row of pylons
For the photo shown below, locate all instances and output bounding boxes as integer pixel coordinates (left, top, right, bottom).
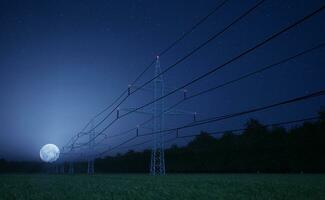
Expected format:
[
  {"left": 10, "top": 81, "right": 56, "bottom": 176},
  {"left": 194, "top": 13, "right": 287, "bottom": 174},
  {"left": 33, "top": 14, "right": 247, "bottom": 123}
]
[
  {"left": 56, "top": 57, "right": 165, "bottom": 175},
  {"left": 55, "top": 160, "right": 94, "bottom": 175}
]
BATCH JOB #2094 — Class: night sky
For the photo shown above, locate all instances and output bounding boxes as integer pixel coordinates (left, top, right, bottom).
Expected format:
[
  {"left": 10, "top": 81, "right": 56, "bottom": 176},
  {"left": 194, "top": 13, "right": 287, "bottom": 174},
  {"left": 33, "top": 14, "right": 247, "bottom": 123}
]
[{"left": 0, "top": 0, "right": 324, "bottom": 161}]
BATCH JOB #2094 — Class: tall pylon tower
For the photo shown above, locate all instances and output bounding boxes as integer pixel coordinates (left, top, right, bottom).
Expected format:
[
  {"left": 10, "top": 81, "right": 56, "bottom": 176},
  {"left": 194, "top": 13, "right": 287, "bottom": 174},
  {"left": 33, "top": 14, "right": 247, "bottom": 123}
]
[
  {"left": 150, "top": 56, "right": 166, "bottom": 175},
  {"left": 68, "top": 161, "right": 74, "bottom": 174},
  {"left": 87, "top": 120, "right": 95, "bottom": 174}
]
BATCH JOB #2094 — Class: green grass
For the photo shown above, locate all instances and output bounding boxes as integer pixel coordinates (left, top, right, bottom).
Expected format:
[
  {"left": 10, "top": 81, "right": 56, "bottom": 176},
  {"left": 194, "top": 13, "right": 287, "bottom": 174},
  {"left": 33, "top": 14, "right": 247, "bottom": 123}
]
[{"left": 0, "top": 174, "right": 324, "bottom": 200}]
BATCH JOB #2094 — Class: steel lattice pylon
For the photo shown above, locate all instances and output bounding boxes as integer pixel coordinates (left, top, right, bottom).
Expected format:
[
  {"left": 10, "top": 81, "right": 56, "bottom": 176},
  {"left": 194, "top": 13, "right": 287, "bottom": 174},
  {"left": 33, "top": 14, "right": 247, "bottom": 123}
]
[
  {"left": 68, "top": 161, "right": 74, "bottom": 174},
  {"left": 150, "top": 56, "right": 165, "bottom": 175},
  {"left": 87, "top": 121, "right": 95, "bottom": 174}
]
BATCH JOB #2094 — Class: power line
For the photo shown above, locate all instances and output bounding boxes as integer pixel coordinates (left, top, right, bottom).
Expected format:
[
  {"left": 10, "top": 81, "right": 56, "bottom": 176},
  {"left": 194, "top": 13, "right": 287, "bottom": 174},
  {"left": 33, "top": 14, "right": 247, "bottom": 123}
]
[
  {"left": 114, "top": 138, "right": 153, "bottom": 151},
  {"left": 66, "top": 127, "right": 137, "bottom": 150},
  {"left": 106, "top": 42, "right": 325, "bottom": 139},
  {"left": 132, "top": 0, "right": 230, "bottom": 85},
  {"left": 63, "top": 0, "right": 231, "bottom": 150},
  {"left": 92, "top": 90, "right": 128, "bottom": 120},
  {"left": 103, "top": 135, "right": 138, "bottom": 153},
  {"left": 84, "top": 5, "right": 324, "bottom": 148},
  {"left": 77, "top": 42, "right": 325, "bottom": 153},
  {"left": 97, "top": 115, "right": 322, "bottom": 156},
  {"left": 158, "top": 0, "right": 230, "bottom": 57},
  {"left": 177, "top": 116, "right": 320, "bottom": 139},
  {"left": 66, "top": 0, "right": 266, "bottom": 151},
  {"left": 96, "top": 132, "right": 176, "bottom": 156},
  {"left": 73, "top": 0, "right": 268, "bottom": 149},
  {"left": 98, "top": 133, "right": 177, "bottom": 154},
  {"left": 67, "top": 4, "right": 325, "bottom": 154},
  {"left": 131, "top": 0, "right": 266, "bottom": 95},
  {"left": 62, "top": 90, "right": 128, "bottom": 150},
  {"left": 140, "top": 89, "right": 325, "bottom": 137},
  {"left": 96, "top": 89, "right": 325, "bottom": 156},
  {"left": 162, "top": 116, "right": 321, "bottom": 146},
  {"left": 120, "top": 6, "right": 324, "bottom": 120}
]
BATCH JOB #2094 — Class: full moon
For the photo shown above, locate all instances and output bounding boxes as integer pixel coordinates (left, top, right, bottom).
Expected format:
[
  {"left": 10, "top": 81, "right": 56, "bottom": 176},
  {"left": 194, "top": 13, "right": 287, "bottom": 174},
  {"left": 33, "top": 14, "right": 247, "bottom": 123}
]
[{"left": 40, "top": 144, "right": 60, "bottom": 163}]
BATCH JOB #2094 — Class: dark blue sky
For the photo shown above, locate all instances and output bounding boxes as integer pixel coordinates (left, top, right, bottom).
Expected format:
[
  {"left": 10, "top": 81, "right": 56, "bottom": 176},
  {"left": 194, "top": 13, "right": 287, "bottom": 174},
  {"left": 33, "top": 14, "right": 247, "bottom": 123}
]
[{"left": 0, "top": 0, "right": 324, "bottom": 161}]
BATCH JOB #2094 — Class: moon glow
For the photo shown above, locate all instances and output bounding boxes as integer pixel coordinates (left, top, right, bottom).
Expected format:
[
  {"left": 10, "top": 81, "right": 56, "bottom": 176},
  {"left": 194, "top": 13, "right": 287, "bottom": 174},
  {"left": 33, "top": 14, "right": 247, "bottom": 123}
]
[{"left": 40, "top": 144, "right": 60, "bottom": 162}]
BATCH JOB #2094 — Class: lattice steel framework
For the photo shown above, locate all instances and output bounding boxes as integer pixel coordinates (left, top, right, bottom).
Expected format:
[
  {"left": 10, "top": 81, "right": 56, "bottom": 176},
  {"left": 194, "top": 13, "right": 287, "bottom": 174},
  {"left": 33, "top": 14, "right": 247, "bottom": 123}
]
[
  {"left": 87, "top": 121, "right": 95, "bottom": 174},
  {"left": 150, "top": 56, "right": 165, "bottom": 175}
]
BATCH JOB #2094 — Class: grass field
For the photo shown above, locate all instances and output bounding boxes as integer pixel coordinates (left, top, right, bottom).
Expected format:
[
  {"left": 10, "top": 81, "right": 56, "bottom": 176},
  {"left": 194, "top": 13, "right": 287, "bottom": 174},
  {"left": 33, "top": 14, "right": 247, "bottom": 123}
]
[{"left": 0, "top": 174, "right": 324, "bottom": 200}]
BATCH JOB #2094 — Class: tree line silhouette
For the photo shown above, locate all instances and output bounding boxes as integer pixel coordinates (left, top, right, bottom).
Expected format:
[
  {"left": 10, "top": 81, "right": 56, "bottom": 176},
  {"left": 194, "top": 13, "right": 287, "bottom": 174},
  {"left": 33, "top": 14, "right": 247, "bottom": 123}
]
[{"left": 1, "top": 111, "right": 324, "bottom": 173}]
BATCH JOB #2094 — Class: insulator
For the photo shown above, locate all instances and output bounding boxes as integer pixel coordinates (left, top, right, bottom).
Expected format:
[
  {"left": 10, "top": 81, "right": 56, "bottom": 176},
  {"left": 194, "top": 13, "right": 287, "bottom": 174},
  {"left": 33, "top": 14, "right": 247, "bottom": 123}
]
[
  {"left": 136, "top": 126, "right": 139, "bottom": 136},
  {"left": 128, "top": 84, "right": 131, "bottom": 95},
  {"left": 183, "top": 89, "right": 187, "bottom": 100}
]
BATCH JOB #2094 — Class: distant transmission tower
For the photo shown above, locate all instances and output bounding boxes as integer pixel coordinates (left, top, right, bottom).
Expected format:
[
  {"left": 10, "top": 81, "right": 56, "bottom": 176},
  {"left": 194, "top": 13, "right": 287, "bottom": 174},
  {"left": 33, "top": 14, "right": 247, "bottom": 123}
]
[
  {"left": 68, "top": 146, "right": 75, "bottom": 174},
  {"left": 60, "top": 163, "right": 65, "bottom": 174},
  {"left": 120, "top": 57, "right": 196, "bottom": 175},
  {"left": 68, "top": 161, "right": 74, "bottom": 174},
  {"left": 87, "top": 120, "right": 95, "bottom": 174},
  {"left": 150, "top": 56, "right": 166, "bottom": 175}
]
